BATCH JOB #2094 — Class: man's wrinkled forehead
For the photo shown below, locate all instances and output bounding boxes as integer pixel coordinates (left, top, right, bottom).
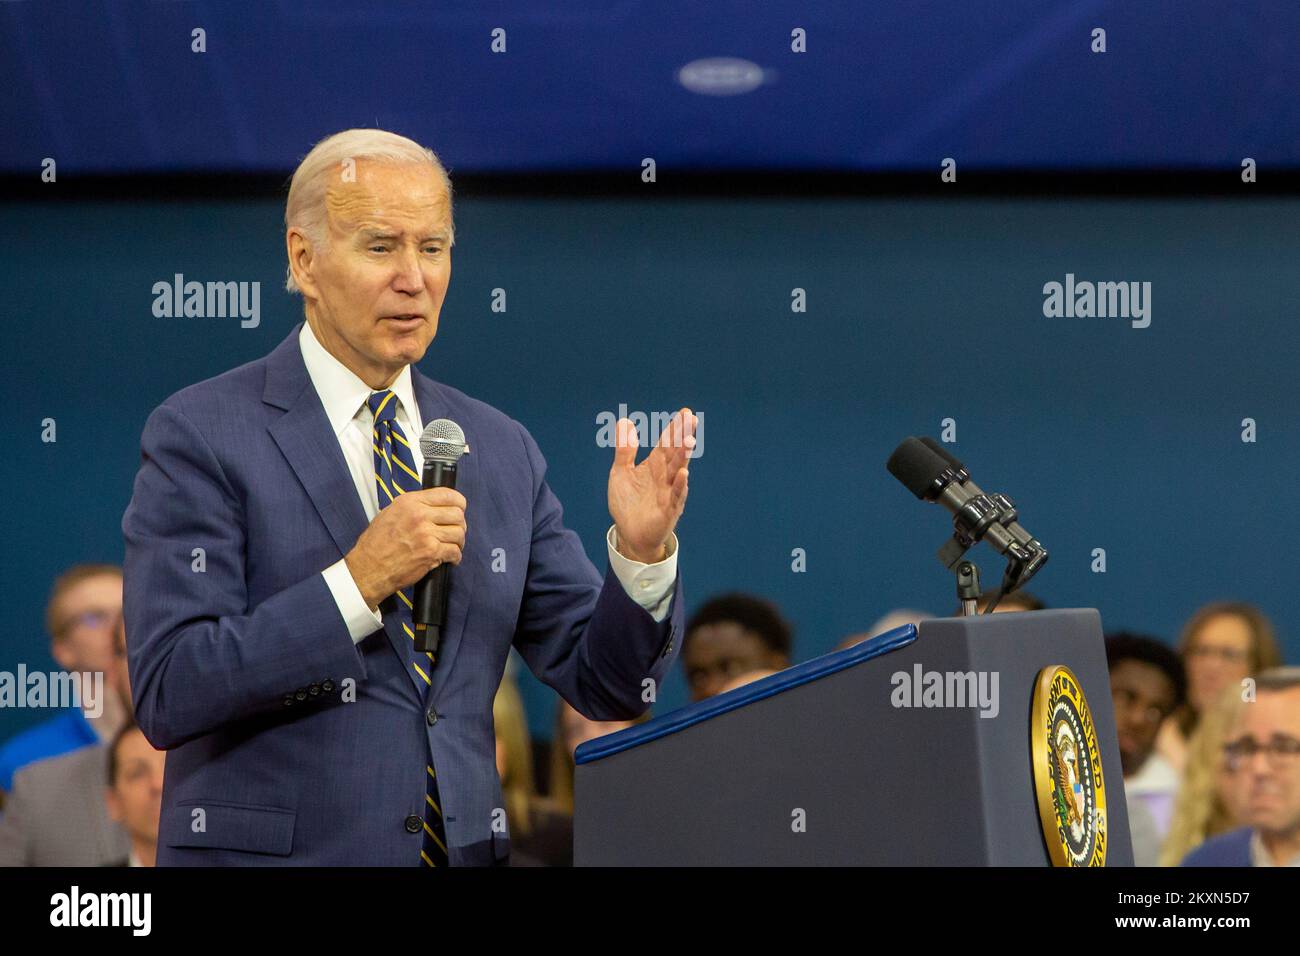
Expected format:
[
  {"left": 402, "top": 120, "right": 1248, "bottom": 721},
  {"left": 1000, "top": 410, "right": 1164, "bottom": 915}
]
[{"left": 323, "top": 162, "right": 450, "bottom": 236}]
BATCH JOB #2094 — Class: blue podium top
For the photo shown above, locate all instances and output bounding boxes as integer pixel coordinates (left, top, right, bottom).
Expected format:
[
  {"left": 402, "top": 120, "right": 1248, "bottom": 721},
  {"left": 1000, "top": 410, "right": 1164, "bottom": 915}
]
[{"left": 574, "top": 623, "right": 917, "bottom": 765}]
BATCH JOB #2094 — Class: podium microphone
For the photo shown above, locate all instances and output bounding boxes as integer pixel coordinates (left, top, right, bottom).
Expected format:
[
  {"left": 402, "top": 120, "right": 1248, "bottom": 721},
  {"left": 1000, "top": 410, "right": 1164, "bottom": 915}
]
[
  {"left": 886, "top": 436, "right": 1048, "bottom": 599},
  {"left": 886, "top": 437, "right": 1022, "bottom": 558},
  {"left": 916, "top": 436, "right": 1043, "bottom": 556},
  {"left": 413, "top": 419, "right": 468, "bottom": 657}
]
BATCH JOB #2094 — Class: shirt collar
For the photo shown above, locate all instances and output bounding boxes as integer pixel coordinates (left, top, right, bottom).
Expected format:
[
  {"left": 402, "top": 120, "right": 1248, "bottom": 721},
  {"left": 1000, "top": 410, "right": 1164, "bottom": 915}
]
[
  {"left": 298, "top": 321, "right": 421, "bottom": 436},
  {"left": 1250, "top": 829, "right": 1300, "bottom": 866}
]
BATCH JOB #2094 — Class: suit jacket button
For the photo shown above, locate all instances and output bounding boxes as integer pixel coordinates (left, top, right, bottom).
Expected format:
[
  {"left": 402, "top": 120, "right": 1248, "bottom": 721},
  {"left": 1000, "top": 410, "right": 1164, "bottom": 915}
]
[
  {"left": 322, "top": 680, "right": 335, "bottom": 693},
  {"left": 404, "top": 814, "right": 423, "bottom": 833},
  {"left": 283, "top": 696, "right": 295, "bottom": 707},
  {"left": 308, "top": 683, "right": 321, "bottom": 697},
  {"left": 294, "top": 688, "right": 308, "bottom": 702},
  {"left": 426, "top": 707, "right": 438, "bottom": 726}
]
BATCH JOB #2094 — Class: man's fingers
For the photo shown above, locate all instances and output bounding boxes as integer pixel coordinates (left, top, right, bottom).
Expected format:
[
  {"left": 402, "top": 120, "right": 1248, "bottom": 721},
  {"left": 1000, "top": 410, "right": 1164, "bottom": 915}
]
[
  {"left": 413, "top": 487, "right": 467, "bottom": 510},
  {"left": 424, "top": 506, "right": 467, "bottom": 528},
  {"left": 612, "top": 417, "right": 639, "bottom": 468}
]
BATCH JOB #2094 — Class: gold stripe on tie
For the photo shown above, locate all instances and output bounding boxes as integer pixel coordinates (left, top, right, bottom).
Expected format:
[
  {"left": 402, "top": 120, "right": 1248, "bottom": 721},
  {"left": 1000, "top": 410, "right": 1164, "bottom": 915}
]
[
  {"left": 373, "top": 443, "right": 390, "bottom": 468},
  {"left": 394, "top": 456, "right": 421, "bottom": 484},
  {"left": 427, "top": 765, "right": 436, "bottom": 780},
  {"left": 375, "top": 474, "right": 394, "bottom": 502},
  {"left": 402, "top": 622, "right": 414, "bottom": 639},
  {"left": 425, "top": 827, "right": 448, "bottom": 855},
  {"left": 426, "top": 793, "right": 441, "bottom": 815},
  {"left": 420, "top": 850, "right": 436, "bottom": 867},
  {"left": 413, "top": 662, "right": 431, "bottom": 685},
  {"left": 391, "top": 429, "right": 412, "bottom": 449},
  {"left": 397, "top": 590, "right": 413, "bottom": 609},
  {"left": 374, "top": 391, "right": 395, "bottom": 417}
]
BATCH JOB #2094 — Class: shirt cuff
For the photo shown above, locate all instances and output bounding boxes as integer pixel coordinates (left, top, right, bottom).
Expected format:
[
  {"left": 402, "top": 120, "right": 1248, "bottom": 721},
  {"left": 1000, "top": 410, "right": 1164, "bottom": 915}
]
[
  {"left": 322, "top": 559, "right": 384, "bottom": 644},
  {"left": 606, "top": 525, "right": 678, "bottom": 623}
]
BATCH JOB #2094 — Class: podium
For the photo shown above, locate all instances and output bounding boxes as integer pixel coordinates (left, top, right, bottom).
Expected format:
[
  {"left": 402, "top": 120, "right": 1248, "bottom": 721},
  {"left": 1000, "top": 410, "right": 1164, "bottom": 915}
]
[{"left": 574, "top": 609, "right": 1134, "bottom": 865}]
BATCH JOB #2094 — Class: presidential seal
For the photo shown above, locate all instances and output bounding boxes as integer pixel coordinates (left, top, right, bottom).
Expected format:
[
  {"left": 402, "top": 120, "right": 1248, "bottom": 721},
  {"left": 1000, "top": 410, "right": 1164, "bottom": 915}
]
[{"left": 1031, "top": 665, "right": 1108, "bottom": 866}]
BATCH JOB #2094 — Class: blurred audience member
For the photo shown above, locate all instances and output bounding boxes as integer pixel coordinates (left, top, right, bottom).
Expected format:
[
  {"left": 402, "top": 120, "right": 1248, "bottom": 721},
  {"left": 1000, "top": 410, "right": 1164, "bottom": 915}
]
[
  {"left": 838, "top": 608, "right": 933, "bottom": 650},
  {"left": 1157, "top": 602, "right": 1281, "bottom": 774},
  {"left": 979, "top": 590, "right": 1044, "bottom": 614},
  {"left": 1105, "top": 632, "right": 1186, "bottom": 864},
  {"left": 493, "top": 677, "right": 572, "bottom": 866},
  {"left": 0, "top": 612, "right": 133, "bottom": 865},
  {"left": 1182, "top": 668, "right": 1300, "bottom": 866},
  {"left": 103, "top": 720, "right": 164, "bottom": 867},
  {"left": 548, "top": 701, "right": 645, "bottom": 815},
  {"left": 0, "top": 564, "right": 127, "bottom": 796},
  {"left": 682, "top": 593, "right": 792, "bottom": 701},
  {"left": 716, "top": 669, "right": 780, "bottom": 694},
  {"left": 1160, "top": 683, "right": 1248, "bottom": 866}
]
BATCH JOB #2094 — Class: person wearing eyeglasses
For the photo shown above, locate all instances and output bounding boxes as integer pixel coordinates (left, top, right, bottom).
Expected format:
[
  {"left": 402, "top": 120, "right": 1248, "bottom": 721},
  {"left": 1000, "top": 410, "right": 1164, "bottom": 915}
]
[
  {"left": 0, "top": 563, "right": 129, "bottom": 799},
  {"left": 1182, "top": 668, "right": 1300, "bottom": 866},
  {"left": 1156, "top": 602, "right": 1283, "bottom": 775}
]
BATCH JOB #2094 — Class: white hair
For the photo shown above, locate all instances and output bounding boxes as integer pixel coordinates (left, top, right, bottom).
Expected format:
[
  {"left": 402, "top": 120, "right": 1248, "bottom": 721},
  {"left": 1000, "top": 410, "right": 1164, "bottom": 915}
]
[{"left": 283, "top": 128, "right": 455, "bottom": 294}]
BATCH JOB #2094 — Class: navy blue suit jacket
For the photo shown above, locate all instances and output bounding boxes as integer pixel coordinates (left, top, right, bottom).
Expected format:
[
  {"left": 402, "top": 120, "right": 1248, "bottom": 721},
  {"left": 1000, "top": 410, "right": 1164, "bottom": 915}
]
[
  {"left": 1180, "top": 827, "right": 1254, "bottom": 867},
  {"left": 122, "top": 324, "right": 684, "bottom": 865}
]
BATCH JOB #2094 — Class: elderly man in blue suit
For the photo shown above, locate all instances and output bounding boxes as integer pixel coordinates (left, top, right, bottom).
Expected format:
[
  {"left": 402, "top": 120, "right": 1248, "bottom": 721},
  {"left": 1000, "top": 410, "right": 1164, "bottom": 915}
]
[{"left": 122, "top": 129, "right": 696, "bottom": 866}]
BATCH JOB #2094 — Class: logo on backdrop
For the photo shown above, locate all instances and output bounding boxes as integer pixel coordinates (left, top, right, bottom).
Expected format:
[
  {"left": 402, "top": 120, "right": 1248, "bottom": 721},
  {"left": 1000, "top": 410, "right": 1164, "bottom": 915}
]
[{"left": 1031, "top": 664, "right": 1108, "bottom": 867}]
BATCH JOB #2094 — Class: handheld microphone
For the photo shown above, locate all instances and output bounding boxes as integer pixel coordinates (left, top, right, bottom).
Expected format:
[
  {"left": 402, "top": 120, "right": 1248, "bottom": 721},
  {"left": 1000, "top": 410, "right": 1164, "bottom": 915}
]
[{"left": 413, "top": 419, "right": 467, "bottom": 657}]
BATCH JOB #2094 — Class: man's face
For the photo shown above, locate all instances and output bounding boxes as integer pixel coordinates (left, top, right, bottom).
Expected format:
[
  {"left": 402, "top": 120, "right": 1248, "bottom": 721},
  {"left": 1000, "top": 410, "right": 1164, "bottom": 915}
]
[
  {"left": 50, "top": 573, "right": 122, "bottom": 675},
  {"left": 683, "top": 622, "right": 785, "bottom": 701},
  {"left": 291, "top": 159, "right": 452, "bottom": 387},
  {"left": 1185, "top": 614, "right": 1253, "bottom": 713},
  {"left": 1109, "top": 659, "right": 1177, "bottom": 776},
  {"left": 106, "top": 729, "right": 166, "bottom": 845},
  {"left": 1226, "top": 688, "right": 1300, "bottom": 837}
]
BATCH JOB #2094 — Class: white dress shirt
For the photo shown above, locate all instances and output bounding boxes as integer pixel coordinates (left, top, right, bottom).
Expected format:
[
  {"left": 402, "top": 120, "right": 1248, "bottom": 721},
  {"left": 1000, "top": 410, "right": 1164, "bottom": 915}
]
[
  {"left": 1250, "top": 831, "right": 1300, "bottom": 867},
  {"left": 299, "top": 321, "right": 678, "bottom": 643}
]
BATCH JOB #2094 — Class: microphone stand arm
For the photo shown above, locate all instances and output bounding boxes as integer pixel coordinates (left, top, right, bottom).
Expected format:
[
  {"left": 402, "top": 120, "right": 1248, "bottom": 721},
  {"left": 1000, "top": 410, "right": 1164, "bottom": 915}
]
[{"left": 935, "top": 490, "right": 1048, "bottom": 615}]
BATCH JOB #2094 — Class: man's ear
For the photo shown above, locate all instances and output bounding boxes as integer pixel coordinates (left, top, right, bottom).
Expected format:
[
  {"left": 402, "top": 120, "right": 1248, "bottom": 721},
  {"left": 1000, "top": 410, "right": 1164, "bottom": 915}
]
[{"left": 286, "top": 228, "right": 321, "bottom": 298}]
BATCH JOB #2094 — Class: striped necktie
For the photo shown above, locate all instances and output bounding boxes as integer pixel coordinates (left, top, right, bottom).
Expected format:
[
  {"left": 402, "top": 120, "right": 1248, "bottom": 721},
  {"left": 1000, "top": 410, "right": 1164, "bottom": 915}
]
[{"left": 368, "top": 389, "right": 450, "bottom": 867}]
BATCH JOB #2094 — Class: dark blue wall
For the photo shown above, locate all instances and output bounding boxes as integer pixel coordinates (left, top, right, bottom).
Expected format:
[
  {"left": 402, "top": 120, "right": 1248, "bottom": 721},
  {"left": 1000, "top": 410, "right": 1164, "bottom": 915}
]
[{"left": 3, "top": 194, "right": 1297, "bottom": 740}]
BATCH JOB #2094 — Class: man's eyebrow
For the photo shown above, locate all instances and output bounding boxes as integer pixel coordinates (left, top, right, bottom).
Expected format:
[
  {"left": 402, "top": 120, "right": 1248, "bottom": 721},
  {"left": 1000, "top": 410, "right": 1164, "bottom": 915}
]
[{"left": 357, "top": 228, "right": 449, "bottom": 242}]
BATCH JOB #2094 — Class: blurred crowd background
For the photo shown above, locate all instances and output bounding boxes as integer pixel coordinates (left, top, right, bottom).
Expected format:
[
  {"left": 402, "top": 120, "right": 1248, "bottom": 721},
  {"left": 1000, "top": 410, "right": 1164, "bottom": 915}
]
[
  {"left": 2, "top": 563, "right": 1296, "bottom": 867},
  {"left": 5, "top": 0, "right": 1300, "bottom": 869}
]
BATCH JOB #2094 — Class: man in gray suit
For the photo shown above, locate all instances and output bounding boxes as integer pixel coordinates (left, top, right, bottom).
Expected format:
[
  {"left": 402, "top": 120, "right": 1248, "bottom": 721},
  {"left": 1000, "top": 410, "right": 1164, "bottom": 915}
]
[{"left": 0, "top": 614, "right": 135, "bottom": 866}]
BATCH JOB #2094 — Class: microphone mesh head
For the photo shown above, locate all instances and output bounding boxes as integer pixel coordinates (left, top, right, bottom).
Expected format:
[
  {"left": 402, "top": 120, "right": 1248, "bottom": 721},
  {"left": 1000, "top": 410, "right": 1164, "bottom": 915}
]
[
  {"left": 420, "top": 419, "right": 467, "bottom": 464},
  {"left": 886, "top": 437, "right": 950, "bottom": 499}
]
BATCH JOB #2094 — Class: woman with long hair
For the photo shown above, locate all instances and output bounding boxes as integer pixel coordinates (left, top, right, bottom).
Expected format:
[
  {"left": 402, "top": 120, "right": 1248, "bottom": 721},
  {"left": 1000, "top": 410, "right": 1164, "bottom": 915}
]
[
  {"left": 1156, "top": 601, "right": 1281, "bottom": 773},
  {"left": 1159, "top": 682, "right": 1250, "bottom": 866}
]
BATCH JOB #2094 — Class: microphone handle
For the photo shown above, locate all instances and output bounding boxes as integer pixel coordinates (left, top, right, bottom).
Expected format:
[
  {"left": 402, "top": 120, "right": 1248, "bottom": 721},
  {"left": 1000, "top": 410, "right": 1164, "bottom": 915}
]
[{"left": 412, "top": 460, "right": 458, "bottom": 655}]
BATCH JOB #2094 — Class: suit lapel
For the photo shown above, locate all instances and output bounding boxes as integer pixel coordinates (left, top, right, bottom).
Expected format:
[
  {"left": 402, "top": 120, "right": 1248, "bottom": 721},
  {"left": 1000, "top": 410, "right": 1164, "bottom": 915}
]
[
  {"left": 263, "top": 324, "right": 425, "bottom": 702},
  {"left": 411, "top": 371, "right": 476, "bottom": 703}
]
